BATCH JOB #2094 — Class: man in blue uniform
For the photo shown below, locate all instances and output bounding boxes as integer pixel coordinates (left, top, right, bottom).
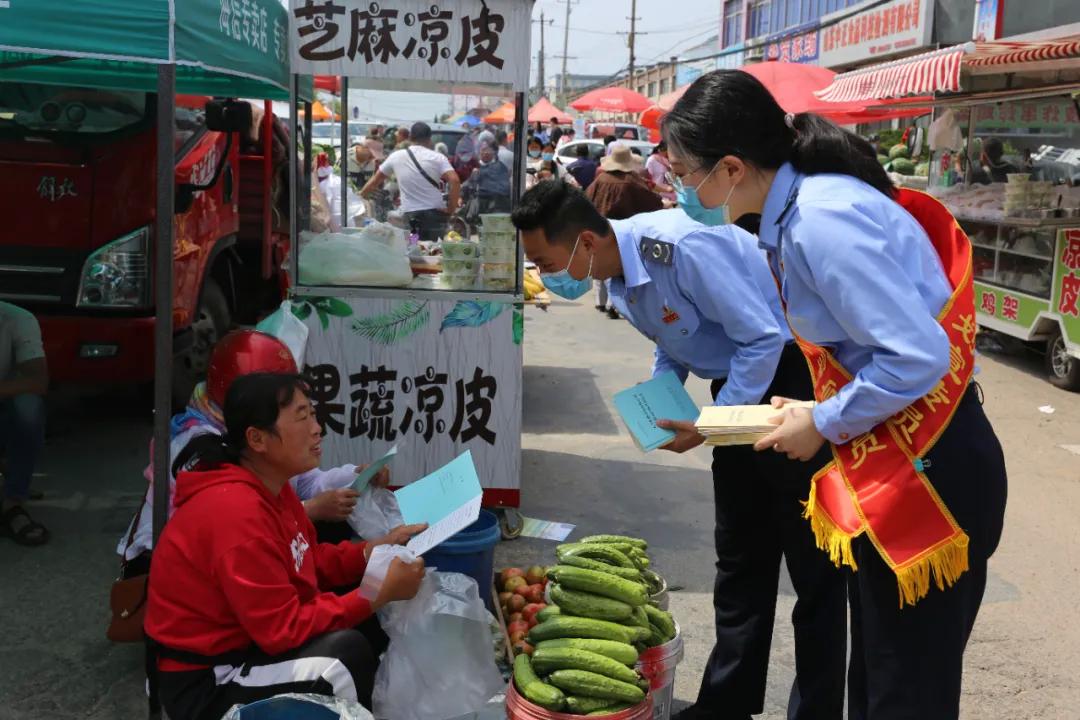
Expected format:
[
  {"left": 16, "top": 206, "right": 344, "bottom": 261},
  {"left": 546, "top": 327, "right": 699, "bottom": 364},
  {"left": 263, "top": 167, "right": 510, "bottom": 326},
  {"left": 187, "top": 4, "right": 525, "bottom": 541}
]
[{"left": 511, "top": 180, "right": 846, "bottom": 720}]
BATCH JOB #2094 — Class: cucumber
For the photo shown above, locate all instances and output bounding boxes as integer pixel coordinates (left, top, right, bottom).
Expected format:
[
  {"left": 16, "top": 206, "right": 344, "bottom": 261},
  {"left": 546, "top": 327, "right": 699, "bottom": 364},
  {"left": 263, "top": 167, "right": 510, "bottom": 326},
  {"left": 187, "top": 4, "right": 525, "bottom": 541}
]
[
  {"left": 565, "top": 696, "right": 623, "bottom": 714},
  {"left": 532, "top": 646, "right": 642, "bottom": 685},
  {"left": 529, "top": 616, "right": 642, "bottom": 645},
  {"left": 621, "top": 606, "right": 649, "bottom": 630},
  {"left": 642, "top": 604, "right": 676, "bottom": 641},
  {"left": 559, "top": 554, "right": 643, "bottom": 582},
  {"left": 551, "top": 583, "right": 633, "bottom": 622},
  {"left": 548, "top": 565, "right": 649, "bottom": 607},
  {"left": 587, "top": 704, "right": 634, "bottom": 716},
  {"left": 536, "top": 605, "right": 562, "bottom": 623},
  {"left": 557, "top": 543, "right": 636, "bottom": 569},
  {"left": 644, "top": 623, "right": 666, "bottom": 648},
  {"left": 641, "top": 569, "right": 665, "bottom": 595},
  {"left": 578, "top": 534, "right": 648, "bottom": 550},
  {"left": 534, "top": 638, "right": 639, "bottom": 666},
  {"left": 547, "top": 669, "right": 646, "bottom": 704},
  {"left": 514, "top": 654, "right": 566, "bottom": 711}
]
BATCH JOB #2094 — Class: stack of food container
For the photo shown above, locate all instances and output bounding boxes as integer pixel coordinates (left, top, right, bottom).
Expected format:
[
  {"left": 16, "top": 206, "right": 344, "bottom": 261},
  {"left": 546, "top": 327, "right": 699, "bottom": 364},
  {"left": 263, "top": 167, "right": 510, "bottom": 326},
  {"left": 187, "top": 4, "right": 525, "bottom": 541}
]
[
  {"left": 441, "top": 235, "right": 481, "bottom": 290},
  {"left": 480, "top": 214, "right": 518, "bottom": 292}
]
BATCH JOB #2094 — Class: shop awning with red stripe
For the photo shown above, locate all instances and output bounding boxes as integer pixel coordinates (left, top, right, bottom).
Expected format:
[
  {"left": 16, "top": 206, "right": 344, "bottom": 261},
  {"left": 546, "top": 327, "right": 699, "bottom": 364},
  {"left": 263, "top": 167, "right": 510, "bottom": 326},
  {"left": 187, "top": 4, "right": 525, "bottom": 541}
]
[{"left": 816, "top": 34, "right": 1080, "bottom": 103}]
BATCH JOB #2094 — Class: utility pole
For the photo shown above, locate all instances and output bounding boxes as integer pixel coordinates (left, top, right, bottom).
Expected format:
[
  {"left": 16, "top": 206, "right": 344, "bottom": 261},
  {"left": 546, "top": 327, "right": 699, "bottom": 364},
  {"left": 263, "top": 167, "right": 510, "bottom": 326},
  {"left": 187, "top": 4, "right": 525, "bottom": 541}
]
[
  {"left": 533, "top": 10, "right": 552, "bottom": 100},
  {"left": 627, "top": 0, "right": 638, "bottom": 81},
  {"left": 559, "top": 0, "right": 574, "bottom": 108}
]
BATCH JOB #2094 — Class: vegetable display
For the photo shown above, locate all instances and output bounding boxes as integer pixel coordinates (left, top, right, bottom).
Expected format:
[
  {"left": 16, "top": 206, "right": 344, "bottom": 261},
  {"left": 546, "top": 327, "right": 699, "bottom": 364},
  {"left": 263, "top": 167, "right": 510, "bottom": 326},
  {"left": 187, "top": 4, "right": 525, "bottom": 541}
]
[{"left": 505, "top": 533, "right": 678, "bottom": 715}]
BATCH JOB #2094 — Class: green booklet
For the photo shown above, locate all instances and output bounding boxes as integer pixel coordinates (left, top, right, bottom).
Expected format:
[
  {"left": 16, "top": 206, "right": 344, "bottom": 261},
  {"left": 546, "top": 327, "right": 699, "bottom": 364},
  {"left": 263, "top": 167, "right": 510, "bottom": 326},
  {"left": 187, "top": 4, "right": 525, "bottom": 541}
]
[{"left": 613, "top": 371, "right": 700, "bottom": 452}]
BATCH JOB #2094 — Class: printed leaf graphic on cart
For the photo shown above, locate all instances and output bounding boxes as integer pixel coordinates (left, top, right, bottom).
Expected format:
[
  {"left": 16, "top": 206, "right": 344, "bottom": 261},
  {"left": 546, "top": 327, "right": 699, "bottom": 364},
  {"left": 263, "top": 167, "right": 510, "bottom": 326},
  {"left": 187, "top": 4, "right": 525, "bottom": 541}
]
[
  {"left": 439, "top": 300, "right": 507, "bottom": 332},
  {"left": 292, "top": 297, "right": 352, "bottom": 329},
  {"left": 351, "top": 301, "right": 430, "bottom": 344},
  {"left": 512, "top": 305, "right": 524, "bottom": 345}
]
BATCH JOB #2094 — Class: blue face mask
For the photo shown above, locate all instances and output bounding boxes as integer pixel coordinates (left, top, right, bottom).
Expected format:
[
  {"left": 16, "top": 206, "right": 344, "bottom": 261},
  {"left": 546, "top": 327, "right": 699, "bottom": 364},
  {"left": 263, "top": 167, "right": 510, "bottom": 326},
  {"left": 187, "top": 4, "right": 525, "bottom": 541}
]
[
  {"left": 674, "top": 162, "right": 735, "bottom": 226},
  {"left": 542, "top": 235, "right": 593, "bottom": 300},
  {"left": 542, "top": 152, "right": 555, "bottom": 162},
  {"left": 528, "top": 149, "right": 541, "bottom": 159}
]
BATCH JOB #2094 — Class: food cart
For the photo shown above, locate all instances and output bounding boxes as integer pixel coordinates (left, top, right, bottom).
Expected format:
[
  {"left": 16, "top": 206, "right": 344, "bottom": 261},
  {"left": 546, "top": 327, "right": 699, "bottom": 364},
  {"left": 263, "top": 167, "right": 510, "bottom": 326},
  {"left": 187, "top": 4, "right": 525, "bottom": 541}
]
[
  {"left": 817, "top": 34, "right": 1080, "bottom": 389},
  {"left": 285, "top": 0, "right": 534, "bottom": 505},
  {"left": 0, "top": 0, "right": 305, "bottom": 539}
]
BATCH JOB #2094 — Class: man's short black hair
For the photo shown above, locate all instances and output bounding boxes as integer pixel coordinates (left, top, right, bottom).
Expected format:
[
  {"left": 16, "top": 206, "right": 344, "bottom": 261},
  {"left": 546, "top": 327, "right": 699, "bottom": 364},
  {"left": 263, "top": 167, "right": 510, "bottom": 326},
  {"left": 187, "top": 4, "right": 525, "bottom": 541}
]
[
  {"left": 511, "top": 180, "right": 609, "bottom": 247},
  {"left": 603, "top": 134, "right": 617, "bottom": 146},
  {"left": 495, "top": 129, "right": 508, "bottom": 144},
  {"left": 410, "top": 121, "right": 432, "bottom": 141},
  {"left": 575, "top": 143, "right": 590, "bottom": 157},
  {"left": 983, "top": 137, "right": 1004, "bottom": 162},
  {"left": 550, "top": 116, "right": 559, "bottom": 124}
]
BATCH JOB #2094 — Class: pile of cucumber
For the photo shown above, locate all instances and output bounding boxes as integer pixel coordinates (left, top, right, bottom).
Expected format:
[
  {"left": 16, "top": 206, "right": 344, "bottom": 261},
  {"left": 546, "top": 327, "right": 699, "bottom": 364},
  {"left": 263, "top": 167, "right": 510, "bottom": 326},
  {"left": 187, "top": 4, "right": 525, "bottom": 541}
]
[{"left": 512, "top": 535, "right": 678, "bottom": 716}]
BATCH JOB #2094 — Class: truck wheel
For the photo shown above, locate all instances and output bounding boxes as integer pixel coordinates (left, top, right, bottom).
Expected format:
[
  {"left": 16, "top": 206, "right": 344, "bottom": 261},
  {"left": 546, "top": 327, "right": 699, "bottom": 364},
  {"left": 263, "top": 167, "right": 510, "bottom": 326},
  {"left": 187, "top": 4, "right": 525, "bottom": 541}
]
[
  {"left": 173, "top": 279, "right": 231, "bottom": 407},
  {"left": 1045, "top": 328, "right": 1080, "bottom": 391}
]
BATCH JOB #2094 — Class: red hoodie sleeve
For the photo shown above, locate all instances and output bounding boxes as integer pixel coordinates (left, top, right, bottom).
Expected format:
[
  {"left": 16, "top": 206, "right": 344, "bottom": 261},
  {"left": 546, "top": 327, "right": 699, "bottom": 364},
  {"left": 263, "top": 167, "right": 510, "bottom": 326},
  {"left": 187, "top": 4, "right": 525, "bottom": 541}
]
[
  {"left": 313, "top": 539, "right": 370, "bottom": 589},
  {"left": 215, "top": 537, "right": 373, "bottom": 655}
]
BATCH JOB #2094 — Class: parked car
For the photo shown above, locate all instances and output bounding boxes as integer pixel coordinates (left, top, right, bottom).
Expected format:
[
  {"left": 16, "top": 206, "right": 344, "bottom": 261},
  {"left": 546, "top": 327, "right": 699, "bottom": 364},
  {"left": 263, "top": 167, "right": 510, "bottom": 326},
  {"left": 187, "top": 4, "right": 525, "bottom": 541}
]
[
  {"left": 585, "top": 122, "right": 649, "bottom": 142},
  {"left": 554, "top": 139, "right": 655, "bottom": 169},
  {"left": 310, "top": 121, "right": 370, "bottom": 151}
]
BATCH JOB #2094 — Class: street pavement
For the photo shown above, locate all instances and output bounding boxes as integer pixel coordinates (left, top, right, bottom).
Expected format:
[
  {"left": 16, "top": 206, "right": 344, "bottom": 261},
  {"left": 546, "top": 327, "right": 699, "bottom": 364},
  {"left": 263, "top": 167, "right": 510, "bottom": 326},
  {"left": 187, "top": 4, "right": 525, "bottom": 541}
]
[{"left": 1, "top": 297, "right": 1079, "bottom": 718}]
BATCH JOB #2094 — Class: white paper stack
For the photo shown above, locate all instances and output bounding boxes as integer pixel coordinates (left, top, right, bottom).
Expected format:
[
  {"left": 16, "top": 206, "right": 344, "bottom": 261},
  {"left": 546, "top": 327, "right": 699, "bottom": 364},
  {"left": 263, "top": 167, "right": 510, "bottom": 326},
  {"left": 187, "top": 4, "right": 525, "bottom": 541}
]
[{"left": 695, "top": 401, "right": 815, "bottom": 446}]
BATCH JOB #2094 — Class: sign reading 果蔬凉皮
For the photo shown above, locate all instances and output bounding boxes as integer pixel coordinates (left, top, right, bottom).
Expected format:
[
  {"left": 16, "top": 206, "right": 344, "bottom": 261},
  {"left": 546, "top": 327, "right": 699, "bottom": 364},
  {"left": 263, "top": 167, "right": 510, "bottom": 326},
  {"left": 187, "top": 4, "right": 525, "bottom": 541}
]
[
  {"left": 298, "top": 295, "right": 523, "bottom": 505},
  {"left": 288, "top": 0, "right": 531, "bottom": 89}
]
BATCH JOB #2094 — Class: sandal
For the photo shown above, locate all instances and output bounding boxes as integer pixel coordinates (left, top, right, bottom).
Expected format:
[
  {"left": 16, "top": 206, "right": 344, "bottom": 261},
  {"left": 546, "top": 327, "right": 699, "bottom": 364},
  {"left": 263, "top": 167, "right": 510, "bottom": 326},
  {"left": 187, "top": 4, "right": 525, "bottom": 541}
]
[{"left": 0, "top": 505, "right": 50, "bottom": 546}]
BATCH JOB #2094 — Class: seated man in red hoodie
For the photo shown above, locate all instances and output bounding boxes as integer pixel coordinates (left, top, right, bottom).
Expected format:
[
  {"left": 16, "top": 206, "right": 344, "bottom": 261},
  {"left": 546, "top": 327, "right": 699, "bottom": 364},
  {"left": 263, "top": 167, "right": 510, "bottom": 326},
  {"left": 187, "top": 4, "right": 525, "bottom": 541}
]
[{"left": 145, "top": 372, "right": 426, "bottom": 720}]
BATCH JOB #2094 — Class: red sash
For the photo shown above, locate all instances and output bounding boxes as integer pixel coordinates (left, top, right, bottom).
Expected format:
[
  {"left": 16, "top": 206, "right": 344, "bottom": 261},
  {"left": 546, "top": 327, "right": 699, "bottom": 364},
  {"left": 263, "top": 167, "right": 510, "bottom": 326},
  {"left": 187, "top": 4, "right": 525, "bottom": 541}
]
[{"left": 788, "top": 189, "right": 976, "bottom": 607}]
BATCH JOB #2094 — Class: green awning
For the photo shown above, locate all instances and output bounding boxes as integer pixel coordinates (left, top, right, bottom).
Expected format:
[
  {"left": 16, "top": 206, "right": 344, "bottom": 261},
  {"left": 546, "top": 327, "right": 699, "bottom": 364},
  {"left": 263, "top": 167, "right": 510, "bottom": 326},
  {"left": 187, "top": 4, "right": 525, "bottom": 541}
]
[{"left": 0, "top": 0, "right": 307, "bottom": 100}]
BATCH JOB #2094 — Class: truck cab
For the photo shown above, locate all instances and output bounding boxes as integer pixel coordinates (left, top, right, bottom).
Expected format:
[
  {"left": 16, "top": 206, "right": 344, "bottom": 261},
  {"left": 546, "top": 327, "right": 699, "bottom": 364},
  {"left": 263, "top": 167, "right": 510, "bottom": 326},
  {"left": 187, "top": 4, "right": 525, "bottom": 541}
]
[{"left": 0, "top": 82, "right": 288, "bottom": 403}]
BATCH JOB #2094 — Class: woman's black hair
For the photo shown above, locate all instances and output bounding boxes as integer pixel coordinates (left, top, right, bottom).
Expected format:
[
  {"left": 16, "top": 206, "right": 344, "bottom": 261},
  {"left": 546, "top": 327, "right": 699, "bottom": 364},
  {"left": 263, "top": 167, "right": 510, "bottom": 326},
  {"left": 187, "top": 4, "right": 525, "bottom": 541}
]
[
  {"left": 652, "top": 140, "right": 667, "bottom": 155},
  {"left": 172, "top": 373, "right": 311, "bottom": 477},
  {"left": 661, "top": 69, "right": 893, "bottom": 197}
]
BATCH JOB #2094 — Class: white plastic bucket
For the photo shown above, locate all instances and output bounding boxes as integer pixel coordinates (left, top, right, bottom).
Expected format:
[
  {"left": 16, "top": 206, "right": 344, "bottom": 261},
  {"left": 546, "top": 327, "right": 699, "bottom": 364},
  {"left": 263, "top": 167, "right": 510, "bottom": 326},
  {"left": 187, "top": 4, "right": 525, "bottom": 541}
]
[{"left": 634, "top": 624, "right": 683, "bottom": 720}]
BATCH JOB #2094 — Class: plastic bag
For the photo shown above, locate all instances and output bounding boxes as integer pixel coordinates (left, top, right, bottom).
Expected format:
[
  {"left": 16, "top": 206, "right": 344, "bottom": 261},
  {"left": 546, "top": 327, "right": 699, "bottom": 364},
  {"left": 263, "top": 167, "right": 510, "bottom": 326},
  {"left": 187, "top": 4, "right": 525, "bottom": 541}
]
[
  {"left": 299, "top": 231, "right": 412, "bottom": 287},
  {"left": 256, "top": 300, "right": 310, "bottom": 368},
  {"left": 221, "top": 692, "right": 374, "bottom": 719},
  {"left": 367, "top": 546, "right": 504, "bottom": 720},
  {"left": 347, "top": 488, "right": 404, "bottom": 540}
]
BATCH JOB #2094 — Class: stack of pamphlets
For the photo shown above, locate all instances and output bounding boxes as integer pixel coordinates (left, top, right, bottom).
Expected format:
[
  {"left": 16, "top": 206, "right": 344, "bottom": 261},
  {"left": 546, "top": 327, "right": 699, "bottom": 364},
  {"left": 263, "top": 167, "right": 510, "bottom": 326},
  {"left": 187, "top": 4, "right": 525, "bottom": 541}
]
[{"left": 695, "top": 401, "right": 815, "bottom": 446}]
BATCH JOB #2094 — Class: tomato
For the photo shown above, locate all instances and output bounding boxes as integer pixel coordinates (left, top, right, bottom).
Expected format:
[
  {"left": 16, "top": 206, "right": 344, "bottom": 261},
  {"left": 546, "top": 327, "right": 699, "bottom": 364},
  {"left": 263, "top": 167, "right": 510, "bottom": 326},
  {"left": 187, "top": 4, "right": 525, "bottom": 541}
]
[
  {"left": 507, "top": 594, "right": 526, "bottom": 613},
  {"left": 498, "top": 591, "right": 513, "bottom": 609},
  {"left": 507, "top": 620, "right": 530, "bottom": 636},
  {"left": 521, "top": 603, "right": 545, "bottom": 622},
  {"left": 525, "top": 584, "right": 545, "bottom": 604},
  {"left": 525, "top": 565, "right": 547, "bottom": 585},
  {"left": 509, "top": 630, "right": 527, "bottom": 645},
  {"left": 504, "top": 576, "right": 528, "bottom": 594},
  {"left": 513, "top": 641, "right": 534, "bottom": 656},
  {"left": 508, "top": 612, "right": 524, "bottom": 624},
  {"left": 500, "top": 568, "right": 526, "bottom": 588}
]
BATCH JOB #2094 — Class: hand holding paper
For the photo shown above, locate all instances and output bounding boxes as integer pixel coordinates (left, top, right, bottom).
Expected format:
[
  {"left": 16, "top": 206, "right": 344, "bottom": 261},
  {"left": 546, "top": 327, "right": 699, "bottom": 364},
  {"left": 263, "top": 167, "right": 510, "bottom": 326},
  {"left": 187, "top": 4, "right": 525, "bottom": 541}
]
[
  {"left": 353, "top": 445, "right": 399, "bottom": 494},
  {"left": 613, "top": 372, "right": 700, "bottom": 453},
  {"left": 394, "top": 451, "right": 483, "bottom": 555}
]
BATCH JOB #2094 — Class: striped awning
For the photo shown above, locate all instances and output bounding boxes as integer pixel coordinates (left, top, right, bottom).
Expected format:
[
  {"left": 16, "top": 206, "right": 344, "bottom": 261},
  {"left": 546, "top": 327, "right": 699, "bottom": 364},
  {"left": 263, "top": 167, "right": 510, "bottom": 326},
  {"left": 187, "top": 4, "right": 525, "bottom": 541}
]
[{"left": 816, "top": 34, "right": 1080, "bottom": 103}]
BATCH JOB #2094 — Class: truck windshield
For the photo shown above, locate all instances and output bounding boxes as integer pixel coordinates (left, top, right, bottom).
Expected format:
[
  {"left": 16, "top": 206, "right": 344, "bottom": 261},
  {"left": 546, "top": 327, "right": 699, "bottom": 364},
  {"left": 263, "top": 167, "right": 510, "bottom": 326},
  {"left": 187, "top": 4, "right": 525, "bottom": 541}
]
[
  {"left": 0, "top": 82, "right": 147, "bottom": 138},
  {"left": 311, "top": 124, "right": 338, "bottom": 140}
]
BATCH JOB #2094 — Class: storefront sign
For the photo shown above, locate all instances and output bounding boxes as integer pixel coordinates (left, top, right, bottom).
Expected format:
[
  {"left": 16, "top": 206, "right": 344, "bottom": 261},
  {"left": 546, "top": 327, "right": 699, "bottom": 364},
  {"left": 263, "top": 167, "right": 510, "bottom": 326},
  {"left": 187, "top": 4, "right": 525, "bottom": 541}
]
[
  {"left": 764, "top": 22, "right": 820, "bottom": 65},
  {"left": 1057, "top": 231, "right": 1080, "bottom": 327},
  {"left": 975, "top": 283, "right": 1045, "bottom": 327},
  {"left": 972, "top": 98, "right": 1079, "bottom": 131},
  {"left": 289, "top": 0, "right": 531, "bottom": 89},
  {"left": 972, "top": 0, "right": 1003, "bottom": 42},
  {"left": 299, "top": 295, "right": 522, "bottom": 504},
  {"left": 818, "top": 0, "right": 933, "bottom": 69}
]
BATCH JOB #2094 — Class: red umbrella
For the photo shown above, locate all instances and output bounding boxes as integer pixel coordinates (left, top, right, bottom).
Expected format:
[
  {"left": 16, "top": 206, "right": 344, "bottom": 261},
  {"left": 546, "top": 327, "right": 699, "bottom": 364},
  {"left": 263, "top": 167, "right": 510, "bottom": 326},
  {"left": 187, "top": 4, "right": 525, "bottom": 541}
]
[
  {"left": 659, "top": 63, "right": 929, "bottom": 124},
  {"left": 528, "top": 97, "right": 573, "bottom": 124},
  {"left": 483, "top": 101, "right": 516, "bottom": 124},
  {"left": 570, "top": 86, "right": 652, "bottom": 114}
]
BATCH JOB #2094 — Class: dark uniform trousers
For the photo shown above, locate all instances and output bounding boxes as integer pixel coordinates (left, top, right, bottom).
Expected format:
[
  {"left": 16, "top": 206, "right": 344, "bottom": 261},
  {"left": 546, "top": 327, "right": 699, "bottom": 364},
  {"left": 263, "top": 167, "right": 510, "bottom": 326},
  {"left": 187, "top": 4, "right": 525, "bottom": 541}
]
[
  {"left": 699, "top": 343, "right": 847, "bottom": 720},
  {"left": 847, "top": 384, "right": 1006, "bottom": 720}
]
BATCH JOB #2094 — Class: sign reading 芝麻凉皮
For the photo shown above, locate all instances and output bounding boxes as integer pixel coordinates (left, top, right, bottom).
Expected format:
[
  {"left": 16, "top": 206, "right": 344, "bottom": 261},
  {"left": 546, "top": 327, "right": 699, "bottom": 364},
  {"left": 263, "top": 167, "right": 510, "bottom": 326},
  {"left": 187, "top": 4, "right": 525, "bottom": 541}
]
[{"left": 288, "top": 0, "right": 532, "bottom": 89}]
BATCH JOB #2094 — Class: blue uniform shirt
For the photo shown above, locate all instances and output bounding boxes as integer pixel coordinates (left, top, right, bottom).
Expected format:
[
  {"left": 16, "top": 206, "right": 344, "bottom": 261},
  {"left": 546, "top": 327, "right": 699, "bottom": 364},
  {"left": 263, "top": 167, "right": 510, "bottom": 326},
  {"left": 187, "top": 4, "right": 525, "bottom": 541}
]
[
  {"left": 607, "top": 209, "right": 791, "bottom": 407},
  {"left": 758, "top": 162, "right": 953, "bottom": 444}
]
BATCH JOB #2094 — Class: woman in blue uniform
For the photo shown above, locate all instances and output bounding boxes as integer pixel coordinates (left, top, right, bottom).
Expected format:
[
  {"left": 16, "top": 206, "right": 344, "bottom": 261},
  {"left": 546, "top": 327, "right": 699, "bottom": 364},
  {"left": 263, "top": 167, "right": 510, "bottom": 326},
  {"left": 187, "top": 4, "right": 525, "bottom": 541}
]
[
  {"left": 661, "top": 70, "right": 1007, "bottom": 720},
  {"left": 511, "top": 181, "right": 846, "bottom": 720}
]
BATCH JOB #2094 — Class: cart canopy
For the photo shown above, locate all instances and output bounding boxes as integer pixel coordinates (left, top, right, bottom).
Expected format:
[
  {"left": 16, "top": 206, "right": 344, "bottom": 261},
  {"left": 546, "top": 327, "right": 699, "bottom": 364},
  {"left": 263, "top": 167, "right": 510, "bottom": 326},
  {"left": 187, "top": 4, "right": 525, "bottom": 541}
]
[{"left": 0, "top": 0, "right": 304, "bottom": 100}]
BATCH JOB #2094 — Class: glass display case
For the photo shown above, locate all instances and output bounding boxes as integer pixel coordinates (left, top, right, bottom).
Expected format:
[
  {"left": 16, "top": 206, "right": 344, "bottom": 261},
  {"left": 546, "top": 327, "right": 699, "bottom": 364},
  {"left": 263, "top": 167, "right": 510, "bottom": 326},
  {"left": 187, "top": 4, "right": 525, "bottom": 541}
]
[{"left": 293, "top": 85, "right": 525, "bottom": 299}]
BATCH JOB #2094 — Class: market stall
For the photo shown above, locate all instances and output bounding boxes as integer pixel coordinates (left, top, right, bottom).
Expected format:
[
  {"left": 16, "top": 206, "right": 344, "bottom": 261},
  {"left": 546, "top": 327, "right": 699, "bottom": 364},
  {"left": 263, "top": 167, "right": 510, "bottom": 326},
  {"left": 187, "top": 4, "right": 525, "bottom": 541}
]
[
  {"left": 286, "top": 0, "right": 533, "bottom": 506},
  {"left": 0, "top": 0, "right": 303, "bottom": 540},
  {"left": 816, "top": 34, "right": 1080, "bottom": 389}
]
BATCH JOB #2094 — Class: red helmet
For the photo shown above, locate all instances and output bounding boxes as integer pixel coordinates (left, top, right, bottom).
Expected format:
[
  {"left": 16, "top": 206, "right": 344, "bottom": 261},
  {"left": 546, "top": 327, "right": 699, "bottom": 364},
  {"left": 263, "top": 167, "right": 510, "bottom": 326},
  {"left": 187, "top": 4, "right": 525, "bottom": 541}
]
[{"left": 207, "top": 330, "right": 298, "bottom": 408}]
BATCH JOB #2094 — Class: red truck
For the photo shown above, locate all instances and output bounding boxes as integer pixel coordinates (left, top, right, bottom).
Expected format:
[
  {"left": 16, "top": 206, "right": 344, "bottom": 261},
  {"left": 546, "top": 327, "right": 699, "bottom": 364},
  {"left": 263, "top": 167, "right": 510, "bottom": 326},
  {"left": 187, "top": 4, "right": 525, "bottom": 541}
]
[{"left": 0, "top": 83, "right": 289, "bottom": 403}]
